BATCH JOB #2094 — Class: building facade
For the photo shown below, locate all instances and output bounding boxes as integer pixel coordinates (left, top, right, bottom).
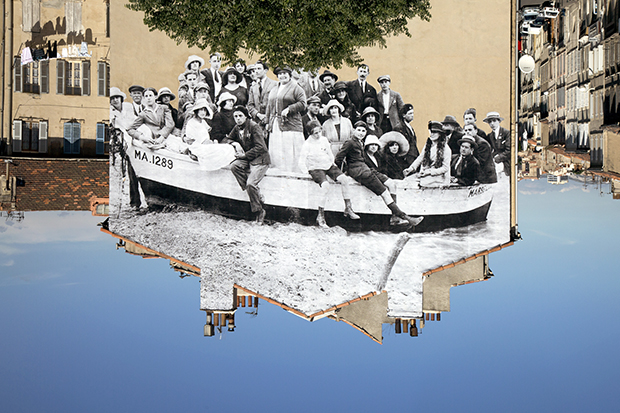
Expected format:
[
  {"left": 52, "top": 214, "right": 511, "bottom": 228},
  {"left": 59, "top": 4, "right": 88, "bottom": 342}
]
[{"left": 1, "top": 0, "right": 110, "bottom": 158}]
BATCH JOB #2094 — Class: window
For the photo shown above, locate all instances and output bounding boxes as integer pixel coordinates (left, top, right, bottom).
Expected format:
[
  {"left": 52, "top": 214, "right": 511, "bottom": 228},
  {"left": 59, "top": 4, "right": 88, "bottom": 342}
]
[
  {"left": 64, "top": 122, "right": 81, "bottom": 154},
  {"left": 97, "top": 62, "right": 110, "bottom": 96},
  {"left": 14, "top": 58, "right": 48, "bottom": 94},
  {"left": 22, "top": 0, "right": 40, "bottom": 33},
  {"left": 96, "top": 123, "right": 109, "bottom": 155},
  {"left": 66, "top": 1, "right": 83, "bottom": 33},
  {"left": 12, "top": 120, "right": 48, "bottom": 153},
  {"left": 57, "top": 60, "right": 90, "bottom": 96}
]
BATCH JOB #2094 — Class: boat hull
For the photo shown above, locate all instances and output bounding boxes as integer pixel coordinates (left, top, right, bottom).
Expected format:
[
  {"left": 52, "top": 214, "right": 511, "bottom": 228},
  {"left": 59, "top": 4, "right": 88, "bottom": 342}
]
[{"left": 127, "top": 143, "right": 493, "bottom": 232}]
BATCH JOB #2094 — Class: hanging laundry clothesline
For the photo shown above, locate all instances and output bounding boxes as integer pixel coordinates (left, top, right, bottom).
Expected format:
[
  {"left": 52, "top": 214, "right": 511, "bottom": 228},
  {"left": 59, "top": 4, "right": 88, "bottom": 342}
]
[{"left": 20, "top": 41, "right": 92, "bottom": 65}]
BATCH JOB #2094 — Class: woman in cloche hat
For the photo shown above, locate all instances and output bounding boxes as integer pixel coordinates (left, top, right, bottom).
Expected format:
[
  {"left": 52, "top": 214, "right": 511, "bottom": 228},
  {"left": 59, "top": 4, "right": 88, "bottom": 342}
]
[{"left": 321, "top": 99, "right": 354, "bottom": 155}]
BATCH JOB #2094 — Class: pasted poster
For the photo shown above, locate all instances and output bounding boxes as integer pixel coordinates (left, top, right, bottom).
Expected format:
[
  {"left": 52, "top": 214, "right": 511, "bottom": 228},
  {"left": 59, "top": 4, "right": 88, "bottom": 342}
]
[{"left": 106, "top": 1, "right": 514, "bottom": 340}]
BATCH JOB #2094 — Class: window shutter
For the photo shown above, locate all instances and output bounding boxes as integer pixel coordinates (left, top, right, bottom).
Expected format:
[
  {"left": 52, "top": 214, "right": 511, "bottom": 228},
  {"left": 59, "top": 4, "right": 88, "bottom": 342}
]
[
  {"left": 57, "top": 60, "right": 64, "bottom": 94},
  {"left": 14, "top": 57, "right": 21, "bottom": 92},
  {"left": 72, "top": 123, "right": 81, "bottom": 154},
  {"left": 38, "top": 121, "right": 48, "bottom": 153},
  {"left": 96, "top": 123, "right": 105, "bottom": 155},
  {"left": 13, "top": 120, "right": 22, "bottom": 153},
  {"left": 98, "top": 62, "right": 105, "bottom": 96},
  {"left": 41, "top": 60, "right": 48, "bottom": 93},
  {"left": 64, "top": 122, "right": 72, "bottom": 153},
  {"left": 82, "top": 61, "right": 90, "bottom": 96}
]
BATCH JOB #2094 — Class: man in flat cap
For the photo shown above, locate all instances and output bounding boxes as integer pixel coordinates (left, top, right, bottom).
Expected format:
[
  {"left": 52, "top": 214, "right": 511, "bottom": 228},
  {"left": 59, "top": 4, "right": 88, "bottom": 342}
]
[
  {"left": 128, "top": 85, "right": 144, "bottom": 117},
  {"left": 302, "top": 96, "right": 324, "bottom": 139},
  {"left": 376, "top": 74, "right": 405, "bottom": 133}
]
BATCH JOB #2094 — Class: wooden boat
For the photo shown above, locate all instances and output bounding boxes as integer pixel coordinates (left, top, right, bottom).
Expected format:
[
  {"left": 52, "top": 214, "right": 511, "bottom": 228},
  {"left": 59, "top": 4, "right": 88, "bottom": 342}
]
[{"left": 125, "top": 141, "right": 493, "bottom": 232}]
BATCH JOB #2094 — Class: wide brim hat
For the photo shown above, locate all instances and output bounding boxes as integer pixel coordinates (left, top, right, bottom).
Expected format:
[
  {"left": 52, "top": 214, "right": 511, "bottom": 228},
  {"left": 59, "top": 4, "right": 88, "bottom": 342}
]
[
  {"left": 184, "top": 55, "right": 205, "bottom": 70},
  {"left": 110, "top": 87, "right": 126, "bottom": 100},
  {"left": 361, "top": 106, "right": 380, "bottom": 120},
  {"left": 442, "top": 115, "right": 460, "bottom": 128},
  {"left": 457, "top": 135, "right": 478, "bottom": 149},
  {"left": 364, "top": 134, "right": 382, "bottom": 148},
  {"left": 191, "top": 98, "right": 214, "bottom": 117},
  {"left": 322, "top": 99, "right": 345, "bottom": 116},
  {"left": 156, "top": 87, "right": 176, "bottom": 102},
  {"left": 379, "top": 131, "right": 410, "bottom": 156},
  {"left": 274, "top": 66, "right": 293, "bottom": 76},
  {"left": 319, "top": 70, "right": 338, "bottom": 82},
  {"left": 128, "top": 85, "right": 145, "bottom": 93},
  {"left": 217, "top": 91, "right": 237, "bottom": 107},
  {"left": 483, "top": 111, "right": 504, "bottom": 123},
  {"left": 222, "top": 67, "right": 239, "bottom": 86},
  {"left": 428, "top": 121, "right": 446, "bottom": 134},
  {"left": 333, "top": 81, "right": 347, "bottom": 91}
]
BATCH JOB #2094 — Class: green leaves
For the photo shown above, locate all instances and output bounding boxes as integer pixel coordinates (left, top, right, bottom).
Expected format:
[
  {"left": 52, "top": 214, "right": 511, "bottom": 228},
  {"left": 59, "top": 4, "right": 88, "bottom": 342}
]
[{"left": 127, "top": 0, "right": 431, "bottom": 70}]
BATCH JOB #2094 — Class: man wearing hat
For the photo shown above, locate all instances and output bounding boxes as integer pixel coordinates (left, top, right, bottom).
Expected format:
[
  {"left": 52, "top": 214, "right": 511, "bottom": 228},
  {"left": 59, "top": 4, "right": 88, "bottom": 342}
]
[
  {"left": 225, "top": 105, "right": 271, "bottom": 224},
  {"left": 450, "top": 135, "right": 481, "bottom": 186},
  {"left": 128, "top": 85, "right": 145, "bottom": 116},
  {"left": 483, "top": 111, "right": 511, "bottom": 176},
  {"left": 247, "top": 60, "right": 277, "bottom": 127},
  {"left": 317, "top": 70, "right": 338, "bottom": 105},
  {"left": 443, "top": 115, "right": 465, "bottom": 155},
  {"left": 462, "top": 123, "right": 496, "bottom": 183},
  {"left": 394, "top": 104, "right": 419, "bottom": 167},
  {"left": 376, "top": 75, "right": 405, "bottom": 133},
  {"left": 302, "top": 96, "right": 324, "bottom": 139},
  {"left": 110, "top": 87, "right": 135, "bottom": 131},
  {"left": 346, "top": 64, "right": 378, "bottom": 117}
]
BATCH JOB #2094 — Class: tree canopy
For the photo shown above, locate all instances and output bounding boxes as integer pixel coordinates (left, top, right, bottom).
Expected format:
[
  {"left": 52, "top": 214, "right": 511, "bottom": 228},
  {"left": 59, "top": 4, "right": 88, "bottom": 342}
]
[{"left": 127, "top": 0, "right": 431, "bottom": 70}]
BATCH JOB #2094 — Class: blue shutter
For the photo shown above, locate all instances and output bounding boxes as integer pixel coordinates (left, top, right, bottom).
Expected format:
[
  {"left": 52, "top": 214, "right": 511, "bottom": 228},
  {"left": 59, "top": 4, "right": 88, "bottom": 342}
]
[
  {"left": 72, "top": 122, "right": 81, "bottom": 154},
  {"left": 64, "top": 122, "right": 72, "bottom": 153},
  {"left": 96, "top": 123, "right": 105, "bottom": 154}
]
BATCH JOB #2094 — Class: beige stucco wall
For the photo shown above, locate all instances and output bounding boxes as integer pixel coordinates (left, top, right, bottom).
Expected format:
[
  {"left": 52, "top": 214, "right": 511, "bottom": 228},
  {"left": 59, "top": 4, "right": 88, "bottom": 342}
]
[
  {"left": 603, "top": 129, "right": 620, "bottom": 175},
  {"left": 4, "top": 0, "right": 110, "bottom": 154},
  {"left": 111, "top": 1, "right": 512, "bottom": 148}
]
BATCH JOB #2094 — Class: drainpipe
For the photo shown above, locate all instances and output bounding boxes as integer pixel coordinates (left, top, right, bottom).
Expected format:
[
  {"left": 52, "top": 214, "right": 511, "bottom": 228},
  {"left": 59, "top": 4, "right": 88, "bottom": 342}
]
[
  {"left": 1, "top": 0, "right": 6, "bottom": 145},
  {"left": 7, "top": 0, "right": 13, "bottom": 155}
]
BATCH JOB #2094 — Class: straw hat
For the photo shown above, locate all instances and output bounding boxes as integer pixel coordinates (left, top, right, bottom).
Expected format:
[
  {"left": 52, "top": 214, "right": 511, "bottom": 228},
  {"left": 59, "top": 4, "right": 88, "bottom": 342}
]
[{"left": 483, "top": 111, "right": 504, "bottom": 123}]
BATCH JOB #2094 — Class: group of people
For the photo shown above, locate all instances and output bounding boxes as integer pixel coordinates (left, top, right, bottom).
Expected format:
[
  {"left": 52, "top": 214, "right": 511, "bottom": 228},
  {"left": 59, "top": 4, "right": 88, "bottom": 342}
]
[{"left": 109, "top": 54, "right": 511, "bottom": 228}]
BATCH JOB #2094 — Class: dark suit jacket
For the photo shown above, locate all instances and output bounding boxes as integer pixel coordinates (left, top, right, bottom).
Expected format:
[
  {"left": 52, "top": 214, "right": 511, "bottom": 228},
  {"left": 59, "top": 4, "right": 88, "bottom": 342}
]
[
  {"left": 346, "top": 80, "right": 378, "bottom": 116},
  {"left": 247, "top": 77, "right": 277, "bottom": 123},
  {"left": 376, "top": 89, "right": 404, "bottom": 131},
  {"left": 317, "top": 88, "right": 334, "bottom": 106},
  {"left": 473, "top": 135, "right": 497, "bottom": 183},
  {"left": 225, "top": 120, "right": 270, "bottom": 165},
  {"left": 200, "top": 68, "right": 224, "bottom": 103},
  {"left": 447, "top": 129, "right": 465, "bottom": 155},
  {"left": 451, "top": 154, "right": 480, "bottom": 186},
  {"left": 490, "top": 126, "right": 511, "bottom": 175},
  {"left": 395, "top": 123, "right": 419, "bottom": 167}
]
